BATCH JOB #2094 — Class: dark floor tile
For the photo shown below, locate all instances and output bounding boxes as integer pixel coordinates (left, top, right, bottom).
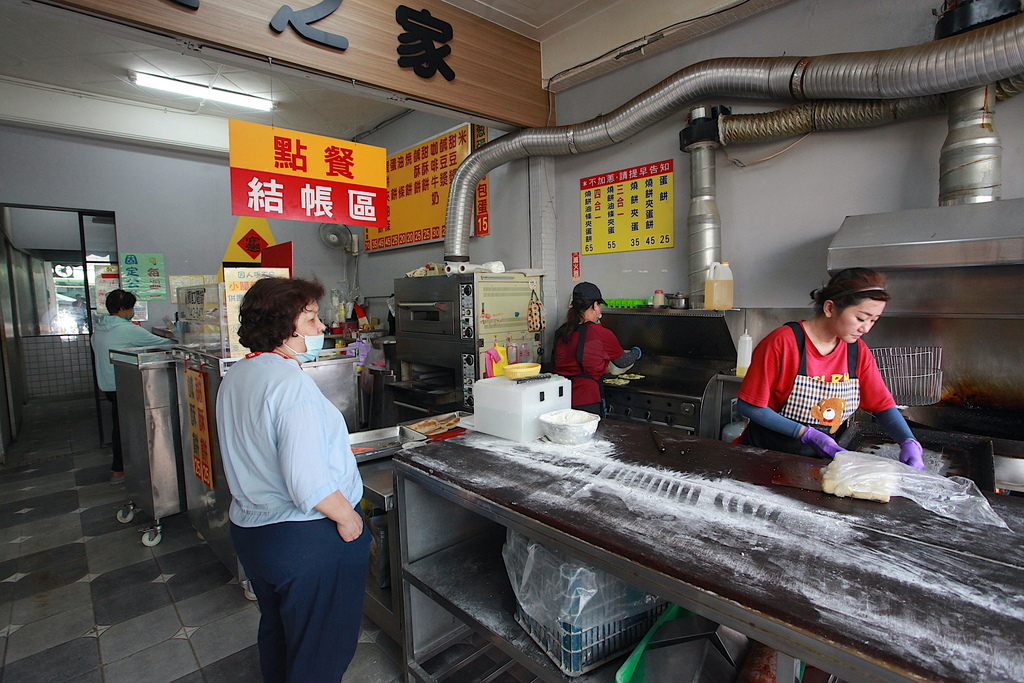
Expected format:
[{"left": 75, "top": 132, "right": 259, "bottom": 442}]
[
  {"left": 175, "top": 583, "right": 254, "bottom": 628},
  {"left": 0, "top": 557, "right": 18, "bottom": 582},
  {"left": 166, "top": 560, "right": 234, "bottom": 602},
  {"left": 64, "top": 669, "right": 104, "bottom": 683},
  {"left": 169, "top": 672, "right": 205, "bottom": 683},
  {"left": 19, "top": 541, "right": 87, "bottom": 574},
  {"left": 0, "top": 556, "right": 89, "bottom": 603},
  {"left": 0, "top": 457, "right": 74, "bottom": 484},
  {"left": 200, "top": 643, "right": 262, "bottom": 683},
  {"left": 156, "top": 543, "right": 220, "bottom": 575},
  {"left": 93, "top": 581, "right": 172, "bottom": 626},
  {"left": 0, "top": 490, "right": 79, "bottom": 530},
  {"left": 75, "top": 464, "right": 111, "bottom": 487},
  {"left": 91, "top": 558, "right": 161, "bottom": 601},
  {"left": 1, "top": 637, "right": 100, "bottom": 683}
]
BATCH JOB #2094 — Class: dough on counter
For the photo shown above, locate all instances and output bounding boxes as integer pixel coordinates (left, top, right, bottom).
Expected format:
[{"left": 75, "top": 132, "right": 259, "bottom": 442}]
[
  {"left": 619, "top": 374, "right": 645, "bottom": 380},
  {"left": 821, "top": 451, "right": 900, "bottom": 503},
  {"left": 603, "top": 378, "right": 630, "bottom": 385}
]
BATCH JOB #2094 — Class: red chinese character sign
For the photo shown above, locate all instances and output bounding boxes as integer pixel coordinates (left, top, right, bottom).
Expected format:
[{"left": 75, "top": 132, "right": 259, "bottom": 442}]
[
  {"left": 366, "top": 123, "right": 488, "bottom": 251},
  {"left": 184, "top": 366, "right": 214, "bottom": 489},
  {"left": 229, "top": 120, "right": 387, "bottom": 227}
]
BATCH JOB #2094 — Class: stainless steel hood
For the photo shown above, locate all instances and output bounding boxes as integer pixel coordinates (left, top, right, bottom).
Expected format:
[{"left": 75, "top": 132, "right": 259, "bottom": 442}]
[{"left": 828, "top": 197, "right": 1024, "bottom": 271}]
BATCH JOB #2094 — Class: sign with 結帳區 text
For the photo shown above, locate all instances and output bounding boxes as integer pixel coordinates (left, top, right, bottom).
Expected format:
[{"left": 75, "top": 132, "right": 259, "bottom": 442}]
[
  {"left": 579, "top": 161, "right": 675, "bottom": 255},
  {"left": 366, "top": 123, "right": 487, "bottom": 251},
  {"left": 229, "top": 120, "right": 387, "bottom": 228},
  {"left": 48, "top": 0, "right": 545, "bottom": 128},
  {"left": 120, "top": 254, "right": 167, "bottom": 300}
]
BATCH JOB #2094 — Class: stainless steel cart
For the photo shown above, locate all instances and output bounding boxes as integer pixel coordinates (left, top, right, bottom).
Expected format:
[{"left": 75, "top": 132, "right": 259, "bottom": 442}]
[{"left": 110, "top": 346, "right": 185, "bottom": 546}]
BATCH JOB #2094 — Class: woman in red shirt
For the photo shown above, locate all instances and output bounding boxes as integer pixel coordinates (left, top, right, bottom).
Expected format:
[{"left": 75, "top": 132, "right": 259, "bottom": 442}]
[
  {"left": 737, "top": 268, "right": 924, "bottom": 468},
  {"left": 553, "top": 282, "right": 640, "bottom": 416}
]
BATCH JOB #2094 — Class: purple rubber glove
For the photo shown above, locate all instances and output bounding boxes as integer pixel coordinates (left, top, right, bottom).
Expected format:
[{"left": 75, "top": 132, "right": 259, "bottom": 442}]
[
  {"left": 799, "top": 427, "right": 843, "bottom": 458},
  {"left": 900, "top": 439, "right": 925, "bottom": 469}
]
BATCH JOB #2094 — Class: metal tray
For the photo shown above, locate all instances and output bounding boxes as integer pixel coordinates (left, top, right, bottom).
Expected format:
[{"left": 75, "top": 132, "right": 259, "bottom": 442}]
[
  {"left": 839, "top": 421, "right": 995, "bottom": 492},
  {"left": 399, "top": 411, "right": 472, "bottom": 438},
  {"left": 351, "top": 426, "right": 428, "bottom": 463}
]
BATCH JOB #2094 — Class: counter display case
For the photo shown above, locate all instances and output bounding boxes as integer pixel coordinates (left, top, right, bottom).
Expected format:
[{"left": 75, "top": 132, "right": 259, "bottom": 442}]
[{"left": 395, "top": 424, "right": 1024, "bottom": 683}]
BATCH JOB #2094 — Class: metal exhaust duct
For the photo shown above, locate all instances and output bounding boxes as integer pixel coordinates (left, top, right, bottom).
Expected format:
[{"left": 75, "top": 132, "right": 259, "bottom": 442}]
[{"left": 444, "top": 14, "right": 1024, "bottom": 261}]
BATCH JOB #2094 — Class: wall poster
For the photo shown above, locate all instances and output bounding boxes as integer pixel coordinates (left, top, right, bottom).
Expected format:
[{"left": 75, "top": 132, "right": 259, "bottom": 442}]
[
  {"left": 223, "top": 267, "right": 291, "bottom": 358},
  {"left": 120, "top": 253, "right": 167, "bottom": 300},
  {"left": 579, "top": 160, "right": 674, "bottom": 255},
  {"left": 366, "top": 123, "right": 488, "bottom": 251}
]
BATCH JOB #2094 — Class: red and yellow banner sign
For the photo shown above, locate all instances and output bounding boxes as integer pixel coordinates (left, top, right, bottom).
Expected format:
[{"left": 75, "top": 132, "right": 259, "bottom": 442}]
[
  {"left": 229, "top": 120, "right": 387, "bottom": 228},
  {"left": 184, "top": 366, "right": 214, "bottom": 489},
  {"left": 366, "top": 123, "right": 488, "bottom": 251}
]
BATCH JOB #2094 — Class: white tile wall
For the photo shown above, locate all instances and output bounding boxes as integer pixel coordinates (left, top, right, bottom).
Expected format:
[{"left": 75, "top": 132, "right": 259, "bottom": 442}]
[{"left": 22, "top": 335, "right": 95, "bottom": 398}]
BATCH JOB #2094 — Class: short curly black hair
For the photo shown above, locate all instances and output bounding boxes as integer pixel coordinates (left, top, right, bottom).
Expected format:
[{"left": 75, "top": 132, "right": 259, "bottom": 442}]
[{"left": 237, "top": 278, "right": 324, "bottom": 352}]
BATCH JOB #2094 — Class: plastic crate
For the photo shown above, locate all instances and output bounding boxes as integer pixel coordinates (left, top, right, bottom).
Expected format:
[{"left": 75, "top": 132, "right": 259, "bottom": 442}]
[
  {"left": 516, "top": 601, "right": 667, "bottom": 677},
  {"left": 503, "top": 529, "right": 667, "bottom": 676}
]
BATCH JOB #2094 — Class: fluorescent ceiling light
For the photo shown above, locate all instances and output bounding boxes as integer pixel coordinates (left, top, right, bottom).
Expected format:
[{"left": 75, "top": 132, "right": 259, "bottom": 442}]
[{"left": 130, "top": 71, "right": 274, "bottom": 111}]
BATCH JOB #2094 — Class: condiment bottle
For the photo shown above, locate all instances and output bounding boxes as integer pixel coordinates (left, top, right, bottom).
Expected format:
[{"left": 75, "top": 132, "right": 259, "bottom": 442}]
[
  {"left": 653, "top": 289, "right": 666, "bottom": 306},
  {"left": 704, "top": 262, "right": 734, "bottom": 309},
  {"left": 736, "top": 329, "right": 753, "bottom": 377}
]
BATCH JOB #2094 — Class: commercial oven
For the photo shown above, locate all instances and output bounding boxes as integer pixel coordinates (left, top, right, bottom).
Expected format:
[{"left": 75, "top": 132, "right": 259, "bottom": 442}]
[{"left": 392, "top": 273, "right": 543, "bottom": 415}]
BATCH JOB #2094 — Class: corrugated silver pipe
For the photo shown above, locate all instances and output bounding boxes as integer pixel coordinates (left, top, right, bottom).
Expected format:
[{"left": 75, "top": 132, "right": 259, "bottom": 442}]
[
  {"left": 939, "top": 86, "right": 1001, "bottom": 204},
  {"left": 444, "top": 13, "right": 1024, "bottom": 260},
  {"left": 683, "top": 107, "right": 721, "bottom": 310}
]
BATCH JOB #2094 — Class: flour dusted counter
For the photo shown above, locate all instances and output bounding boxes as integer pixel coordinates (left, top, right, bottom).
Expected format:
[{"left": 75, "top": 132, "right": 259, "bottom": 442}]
[{"left": 394, "top": 422, "right": 1024, "bottom": 683}]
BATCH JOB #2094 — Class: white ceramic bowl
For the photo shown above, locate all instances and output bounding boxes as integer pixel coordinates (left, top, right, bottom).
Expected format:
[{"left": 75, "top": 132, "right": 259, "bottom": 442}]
[{"left": 539, "top": 409, "right": 600, "bottom": 445}]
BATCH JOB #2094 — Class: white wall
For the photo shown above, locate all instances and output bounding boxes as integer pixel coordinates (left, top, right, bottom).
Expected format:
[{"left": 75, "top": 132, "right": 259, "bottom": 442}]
[{"left": 551, "top": 0, "right": 1024, "bottom": 310}]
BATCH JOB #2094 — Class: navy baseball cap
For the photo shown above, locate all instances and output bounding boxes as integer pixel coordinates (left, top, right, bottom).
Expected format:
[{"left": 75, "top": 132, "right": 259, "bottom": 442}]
[{"left": 572, "top": 282, "right": 606, "bottom": 304}]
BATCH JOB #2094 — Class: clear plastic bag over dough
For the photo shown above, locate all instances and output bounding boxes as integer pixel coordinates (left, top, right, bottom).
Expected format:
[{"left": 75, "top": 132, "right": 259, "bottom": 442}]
[{"left": 823, "top": 451, "right": 1009, "bottom": 529}]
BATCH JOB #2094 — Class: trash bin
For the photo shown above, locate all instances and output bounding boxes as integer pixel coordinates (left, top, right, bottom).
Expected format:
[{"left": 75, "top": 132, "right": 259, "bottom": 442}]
[{"left": 110, "top": 346, "right": 186, "bottom": 546}]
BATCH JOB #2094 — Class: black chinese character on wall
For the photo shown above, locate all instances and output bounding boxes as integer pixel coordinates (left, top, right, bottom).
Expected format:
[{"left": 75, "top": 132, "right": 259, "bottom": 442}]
[
  {"left": 396, "top": 6, "right": 455, "bottom": 81},
  {"left": 271, "top": 0, "right": 349, "bottom": 51}
]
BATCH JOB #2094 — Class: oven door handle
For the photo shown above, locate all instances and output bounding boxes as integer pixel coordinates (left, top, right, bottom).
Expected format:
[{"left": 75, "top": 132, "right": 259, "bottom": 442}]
[{"left": 398, "top": 302, "right": 449, "bottom": 311}]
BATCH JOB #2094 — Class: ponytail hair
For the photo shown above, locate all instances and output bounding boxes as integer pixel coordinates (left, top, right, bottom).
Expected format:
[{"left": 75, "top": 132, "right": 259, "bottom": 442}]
[
  {"left": 811, "top": 268, "right": 890, "bottom": 315},
  {"left": 555, "top": 296, "right": 598, "bottom": 345}
]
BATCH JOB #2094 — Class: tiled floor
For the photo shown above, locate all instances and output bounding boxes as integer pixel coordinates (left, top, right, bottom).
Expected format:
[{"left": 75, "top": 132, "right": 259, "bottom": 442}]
[{"left": 0, "top": 395, "right": 403, "bottom": 683}]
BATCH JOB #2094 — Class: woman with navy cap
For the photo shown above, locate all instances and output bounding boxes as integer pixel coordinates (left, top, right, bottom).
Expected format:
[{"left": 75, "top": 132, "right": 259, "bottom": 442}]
[{"left": 554, "top": 282, "right": 641, "bottom": 416}]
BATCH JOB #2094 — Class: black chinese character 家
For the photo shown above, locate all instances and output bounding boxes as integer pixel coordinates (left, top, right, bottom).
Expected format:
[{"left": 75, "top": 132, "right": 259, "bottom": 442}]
[{"left": 395, "top": 5, "right": 455, "bottom": 81}]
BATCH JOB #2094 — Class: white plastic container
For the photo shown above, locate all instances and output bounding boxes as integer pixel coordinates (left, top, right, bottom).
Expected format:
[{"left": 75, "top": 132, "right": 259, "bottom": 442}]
[
  {"left": 652, "top": 290, "right": 665, "bottom": 307},
  {"left": 473, "top": 375, "right": 572, "bottom": 442},
  {"left": 736, "top": 329, "right": 753, "bottom": 377},
  {"left": 704, "top": 262, "right": 734, "bottom": 310}
]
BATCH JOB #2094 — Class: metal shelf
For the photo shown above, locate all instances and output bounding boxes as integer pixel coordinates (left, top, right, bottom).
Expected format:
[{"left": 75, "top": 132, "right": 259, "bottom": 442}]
[{"left": 403, "top": 531, "right": 622, "bottom": 683}]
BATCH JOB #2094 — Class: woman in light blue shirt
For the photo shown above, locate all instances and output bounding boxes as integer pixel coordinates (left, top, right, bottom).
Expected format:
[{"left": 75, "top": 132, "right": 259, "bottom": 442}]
[{"left": 217, "top": 277, "right": 368, "bottom": 683}]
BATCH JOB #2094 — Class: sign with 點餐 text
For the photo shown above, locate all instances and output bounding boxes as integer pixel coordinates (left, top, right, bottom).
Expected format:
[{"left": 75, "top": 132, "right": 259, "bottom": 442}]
[{"left": 229, "top": 120, "right": 387, "bottom": 228}]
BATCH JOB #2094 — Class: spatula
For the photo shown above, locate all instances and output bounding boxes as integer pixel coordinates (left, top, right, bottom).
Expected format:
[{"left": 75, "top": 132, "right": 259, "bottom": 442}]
[{"left": 771, "top": 460, "right": 827, "bottom": 492}]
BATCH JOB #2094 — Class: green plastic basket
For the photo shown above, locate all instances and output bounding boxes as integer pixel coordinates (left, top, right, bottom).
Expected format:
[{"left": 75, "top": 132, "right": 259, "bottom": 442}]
[{"left": 605, "top": 298, "right": 647, "bottom": 309}]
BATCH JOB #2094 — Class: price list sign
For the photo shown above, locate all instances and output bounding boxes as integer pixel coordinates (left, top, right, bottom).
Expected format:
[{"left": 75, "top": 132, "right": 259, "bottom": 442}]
[{"left": 579, "top": 160, "right": 674, "bottom": 255}]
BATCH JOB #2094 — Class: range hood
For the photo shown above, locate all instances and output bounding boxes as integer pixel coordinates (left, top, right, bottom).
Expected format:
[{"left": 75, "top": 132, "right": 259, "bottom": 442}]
[{"left": 828, "top": 197, "right": 1024, "bottom": 271}]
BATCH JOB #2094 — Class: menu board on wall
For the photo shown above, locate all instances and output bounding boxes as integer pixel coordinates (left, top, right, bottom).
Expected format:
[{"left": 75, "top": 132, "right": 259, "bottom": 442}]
[
  {"left": 366, "top": 123, "right": 489, "bottom": 251},
  {"left": 579, "top": 160, "right": 674, "bottom": 255}
]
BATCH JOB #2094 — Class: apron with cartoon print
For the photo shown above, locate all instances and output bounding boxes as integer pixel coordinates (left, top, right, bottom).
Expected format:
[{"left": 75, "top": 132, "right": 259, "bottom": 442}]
[{"left": 745, "top": 322, "right": 860, "bottom": 457}]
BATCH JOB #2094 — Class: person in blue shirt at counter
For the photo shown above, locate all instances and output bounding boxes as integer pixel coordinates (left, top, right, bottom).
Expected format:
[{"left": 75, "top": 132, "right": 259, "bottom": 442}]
[
  {"left": 216, "top": 277, "right": 368, "bottom": 683},
  {"left": 91, "top": 289, "right": 175, "bottom": 484}
]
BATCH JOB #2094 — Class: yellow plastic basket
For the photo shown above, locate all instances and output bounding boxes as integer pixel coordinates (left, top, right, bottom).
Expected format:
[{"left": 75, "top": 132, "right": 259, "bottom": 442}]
[{"left": 503, "top": 363, "right": 541, "bottom": 379}]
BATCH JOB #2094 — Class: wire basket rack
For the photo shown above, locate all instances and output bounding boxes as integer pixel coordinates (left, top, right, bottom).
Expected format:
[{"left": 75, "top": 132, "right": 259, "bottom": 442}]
[{"left": 873, "top": 347, "right": 943, "bottom": 406}]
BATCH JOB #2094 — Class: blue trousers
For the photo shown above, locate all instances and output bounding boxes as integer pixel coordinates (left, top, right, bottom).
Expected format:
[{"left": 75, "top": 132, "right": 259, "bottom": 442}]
[{"left": 231, "top": 517, "right": 371, "bottom": 683}]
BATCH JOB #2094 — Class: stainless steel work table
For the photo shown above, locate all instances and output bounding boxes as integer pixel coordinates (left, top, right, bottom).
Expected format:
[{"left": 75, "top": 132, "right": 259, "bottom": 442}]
[{"left": 394, "top": 421, "right": 1024, "bottom": 682}]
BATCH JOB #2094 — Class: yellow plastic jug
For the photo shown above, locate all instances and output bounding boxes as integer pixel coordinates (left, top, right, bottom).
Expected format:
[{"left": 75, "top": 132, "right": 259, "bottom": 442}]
[{"left": 704, "top": 261, "right": 734, "bottom": 310}]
